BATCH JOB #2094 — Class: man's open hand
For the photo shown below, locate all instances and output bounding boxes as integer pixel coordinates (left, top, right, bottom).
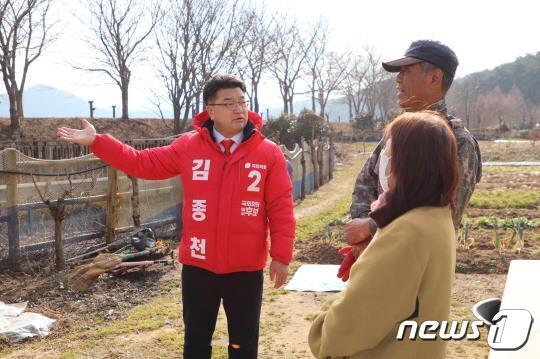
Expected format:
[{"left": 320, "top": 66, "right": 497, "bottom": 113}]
[
  {"left": 269, "top": 260, "right": 288, "bottom": 289},
  {"left": 57, "top": 119, "right": 97, "bottom": 146}
]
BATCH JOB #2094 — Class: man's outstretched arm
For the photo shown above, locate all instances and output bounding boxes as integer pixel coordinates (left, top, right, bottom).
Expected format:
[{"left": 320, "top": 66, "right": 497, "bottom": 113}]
[{"left": 58, "top": 119, "right": 183, "bottom": 180}]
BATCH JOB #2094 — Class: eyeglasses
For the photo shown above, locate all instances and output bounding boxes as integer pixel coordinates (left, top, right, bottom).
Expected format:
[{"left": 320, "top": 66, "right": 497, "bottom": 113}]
[{"left": 208, "top": 100, "right": 249, "bottom": 110}]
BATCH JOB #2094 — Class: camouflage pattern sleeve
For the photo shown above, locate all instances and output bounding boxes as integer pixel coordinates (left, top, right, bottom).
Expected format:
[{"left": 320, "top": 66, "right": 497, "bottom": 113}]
[
  {"left": 452, "top": 128, "right": 482, "bottom": 227},
  {"left": 350, "top": 140, "right": 384, "bottom": 219}
]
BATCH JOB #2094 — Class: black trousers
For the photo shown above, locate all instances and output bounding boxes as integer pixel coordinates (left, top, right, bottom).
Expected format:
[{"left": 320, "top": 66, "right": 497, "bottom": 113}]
[{"left": 181, "top": 265, "right": 263, "bottom": 359}]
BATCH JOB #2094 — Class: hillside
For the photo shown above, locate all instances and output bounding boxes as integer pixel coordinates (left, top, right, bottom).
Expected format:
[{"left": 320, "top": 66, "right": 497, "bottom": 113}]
[
  {"left": 458, "top": 52, "right": 540, "bottom": 104},
  {"left": 447, "top": 52, "right": 540, "bottom": 129},
  {"left": 0, "top": 118, "right": 181, "bottom": 143}
]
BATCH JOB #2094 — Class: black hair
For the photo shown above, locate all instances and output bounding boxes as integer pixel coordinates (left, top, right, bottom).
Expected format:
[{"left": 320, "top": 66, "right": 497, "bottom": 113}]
[{"left": 203, "top": 74, "right": 247, "bottom": 105}]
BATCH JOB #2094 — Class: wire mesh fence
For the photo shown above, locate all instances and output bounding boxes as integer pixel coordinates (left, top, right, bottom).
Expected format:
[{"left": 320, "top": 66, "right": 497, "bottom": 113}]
[
  {"left": 0, "top": 148, "right": 181, "bottom": 269},
  {"left": 0, "top": 138, "right": 333, "bottom": 270}
]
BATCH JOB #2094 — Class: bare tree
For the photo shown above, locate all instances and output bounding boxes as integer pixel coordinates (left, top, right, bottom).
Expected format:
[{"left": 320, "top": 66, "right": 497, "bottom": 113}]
[
  {"left": 80, "top": 0, "right": 160, "bottom": 119},
  {"left": 269, "top": 16, "right": 323, "bottom": 114},
  {"left": 154, "top": 0, "right": 199, "bottom": 133},
  {"left": 304, "top": 20, "right": 328, "bottom": 113},
  {"left": 371, "top": 73, "right": 397, "bottom": 123},
  {"left": 237, "top": 4, "right": 274, "bottom": 114},
  {"left": 154, "top": 0, "right": 245, "bottom": 132},
  {"left": 314, "top": 51, "right": 349, "bottom": 118},
  {"left": 191, "top": 0, "right": 245, "bottom": 113},
  {"left": 448, "top": 76, "right": 481, "bottom": 129},
  {"left": 0, "top": 0, "right": 55, "bottom": 133},
  {"left": 341, "top": 53, "right": 367, "bottom": 121},
  {"left": 361, "top": 49, "right": 385, "bottom": 119}
]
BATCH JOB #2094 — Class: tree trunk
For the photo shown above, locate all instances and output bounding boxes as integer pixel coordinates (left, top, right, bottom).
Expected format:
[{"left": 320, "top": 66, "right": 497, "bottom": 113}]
[
  {"left": 318, "top": 89, "right": 325, "bottom": 118},
  {"left": 8, "top": 89, "right": 23, "bottom": 131},
  {"left": 283, "top": 96, "right": 289, "bottom": 114},
  {"left": 195, "top": 93, "right": 201, "bottom": 114},
  {"left": 173, "top": 99, "right": 182, "bottom": 134},
  {"left": 47, "top": 198, "right": 66, "bottom": 271},
  {"left": 121, "top": 86, "right": 129, "bottom": 119},
  {"left": 54, "top": 198, "right": 66, "bottom": 271},
  {"left": 179, "top": 103, "right": 191, "bottom": 134},
  {"left": 253, "top": 85, "right": 259, "bottom": 113},
  {"left": 347, "top": 96, "right": 353, "bottom": 123},
  {"left": 289, "top": 97, "right": 294, "bottom": 115}
]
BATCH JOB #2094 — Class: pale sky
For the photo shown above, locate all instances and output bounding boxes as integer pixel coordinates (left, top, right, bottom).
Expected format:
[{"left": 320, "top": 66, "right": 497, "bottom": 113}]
[{"left": 22, "top": 0, "right": 540, "bottom": 115}]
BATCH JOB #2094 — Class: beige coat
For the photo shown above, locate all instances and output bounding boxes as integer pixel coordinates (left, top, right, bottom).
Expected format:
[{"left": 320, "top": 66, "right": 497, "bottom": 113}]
[{"left": 309, "top": 206, "right": 456, "bottom": 359}]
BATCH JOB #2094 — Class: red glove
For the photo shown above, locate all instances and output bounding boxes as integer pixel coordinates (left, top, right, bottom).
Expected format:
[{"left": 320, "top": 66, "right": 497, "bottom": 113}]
[
  {"left": 337, "top": 240, "right": 371, "bottom": 282},
  {"left": 337, "top": 246, "right": 355, "bottom": 282}
]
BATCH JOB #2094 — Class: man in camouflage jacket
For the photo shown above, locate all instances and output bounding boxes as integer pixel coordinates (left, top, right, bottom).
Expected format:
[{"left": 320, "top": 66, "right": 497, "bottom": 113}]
[{"left": 344, "top": 40, "right": 482, "bottom": 255}]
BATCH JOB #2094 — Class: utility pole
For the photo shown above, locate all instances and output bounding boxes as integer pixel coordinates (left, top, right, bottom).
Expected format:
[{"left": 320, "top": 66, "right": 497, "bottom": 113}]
[
  {"left": 88, "top": 101, "right": 96, "bottom": 119},
  {"left": 112, "top": 105, "right": 116, "bottom": 119}
]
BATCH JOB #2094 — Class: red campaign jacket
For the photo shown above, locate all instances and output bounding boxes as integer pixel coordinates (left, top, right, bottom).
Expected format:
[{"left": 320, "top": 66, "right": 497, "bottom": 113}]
[{"left": 90, "top": 110, "right": 295, "bottom": 274}]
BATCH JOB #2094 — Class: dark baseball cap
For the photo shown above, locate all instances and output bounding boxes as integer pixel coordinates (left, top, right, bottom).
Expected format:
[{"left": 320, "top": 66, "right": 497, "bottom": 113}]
[{"left": 382, "top": 40, "right": 459, "bottom": 78}]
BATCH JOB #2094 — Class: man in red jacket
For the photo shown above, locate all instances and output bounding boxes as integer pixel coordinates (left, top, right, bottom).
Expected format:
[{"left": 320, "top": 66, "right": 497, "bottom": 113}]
[{"left": 57, "top": 74, "right": 295, "bottom": 359}]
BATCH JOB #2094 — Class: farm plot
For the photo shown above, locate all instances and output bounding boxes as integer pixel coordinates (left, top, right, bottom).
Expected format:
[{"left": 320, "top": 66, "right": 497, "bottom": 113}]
[{"left": 1, "top": 141, "right": 538, "bottom": 359}]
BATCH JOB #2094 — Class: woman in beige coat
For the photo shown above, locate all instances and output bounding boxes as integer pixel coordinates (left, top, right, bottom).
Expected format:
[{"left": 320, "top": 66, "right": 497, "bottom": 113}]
[{"left": 309, "top": 111, "right": 460, "bottom": 359}]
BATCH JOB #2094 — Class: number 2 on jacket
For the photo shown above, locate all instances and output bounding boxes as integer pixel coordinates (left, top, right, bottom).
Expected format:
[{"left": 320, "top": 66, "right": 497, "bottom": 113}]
[{"left": 247, "top": 170, "right": 261, "bottom": 192}]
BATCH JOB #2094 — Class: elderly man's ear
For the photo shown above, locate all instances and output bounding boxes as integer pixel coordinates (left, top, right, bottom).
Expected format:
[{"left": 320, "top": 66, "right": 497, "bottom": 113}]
[{"left": 430, "top": 68, "right": 444, "bottom": 90}]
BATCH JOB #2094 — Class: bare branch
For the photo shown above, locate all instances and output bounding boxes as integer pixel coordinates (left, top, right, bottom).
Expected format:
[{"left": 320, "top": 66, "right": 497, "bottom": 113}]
[
  {"left": 0, "top": 0, "right": 56, "bottom": 132},
  {"left": 78, "top": 0, "right": 160, "bottom": 119}
]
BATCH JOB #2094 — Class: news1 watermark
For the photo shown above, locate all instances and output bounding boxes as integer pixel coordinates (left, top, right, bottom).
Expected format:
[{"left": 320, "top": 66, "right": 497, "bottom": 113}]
[{"left": 397, "top": 309, "right": 534, "bottom": 350}]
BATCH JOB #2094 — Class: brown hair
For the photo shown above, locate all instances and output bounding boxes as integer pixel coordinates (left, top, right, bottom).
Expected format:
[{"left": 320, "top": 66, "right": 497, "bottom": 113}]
[{"left": 373, "top": 111, "right": 459, "bottom": 226}]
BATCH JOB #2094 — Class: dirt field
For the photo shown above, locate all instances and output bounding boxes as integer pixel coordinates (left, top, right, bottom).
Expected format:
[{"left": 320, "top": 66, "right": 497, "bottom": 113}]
[{"left": 1, "top": 140, "right": 538, "bottom": 358}]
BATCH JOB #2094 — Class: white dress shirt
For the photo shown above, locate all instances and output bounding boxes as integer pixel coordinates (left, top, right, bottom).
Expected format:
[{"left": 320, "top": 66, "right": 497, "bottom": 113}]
[{"left": 213, "top": 128, "right": 243, "bottom": 154}]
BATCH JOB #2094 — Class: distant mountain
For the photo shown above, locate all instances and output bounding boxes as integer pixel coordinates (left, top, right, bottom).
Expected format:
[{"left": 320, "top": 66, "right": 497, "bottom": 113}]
[
  {"left": 0, "top": 85, "right": 106, "bottom": 117},
  {"left": 454, "top": 52, "right": 540, "bottom": 104},
  {"left": 0, "top": 85, "right": 162, "bottom": 119},
  {"left": 0, "top": 84, "right": 350, "bottom": 121},
  {"left": 446, "top": 52, "right": 540, "bottom": 129}
]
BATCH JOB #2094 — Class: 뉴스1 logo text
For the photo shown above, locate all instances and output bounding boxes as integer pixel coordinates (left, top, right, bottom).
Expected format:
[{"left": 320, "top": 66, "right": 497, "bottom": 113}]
[{"left": 397, "top": 309, "right": 533, "bottom": 351}]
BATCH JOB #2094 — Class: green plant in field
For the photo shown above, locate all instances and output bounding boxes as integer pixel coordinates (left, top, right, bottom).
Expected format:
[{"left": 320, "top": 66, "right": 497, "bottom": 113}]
[
  {"left": 474, "top": 216, "right": 535, "bottom": 253},
  {"left": 487, "top": 217, "right": 502, "bottom": 253},
  {"left": 475, "top": 217, "right": 492, "bottom": 229},
  {"left": 457, "top": 217, "right": 474, "bottom": 250},
  {"left": 509, "top": 217, "right": 533, "bottom": 253},
  {"left": 322, "top": 228, "right": 342, "bottom": 244}
]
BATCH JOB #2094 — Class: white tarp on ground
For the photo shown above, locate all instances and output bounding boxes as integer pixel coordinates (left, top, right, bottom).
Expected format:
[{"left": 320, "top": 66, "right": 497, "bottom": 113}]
[
  {"left": 0, "top": 301, "right": 56, "bottom": 342},
  {"left": 285, "top": 264, "right": 347, "bottom": 292}
]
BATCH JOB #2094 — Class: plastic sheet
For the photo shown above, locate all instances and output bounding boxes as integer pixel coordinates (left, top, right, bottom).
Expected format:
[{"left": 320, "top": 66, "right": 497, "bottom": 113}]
[
  {"left": 0, "top": 301, "right": 56, "bottom": 342},
  {"left": 285, "top": 264, "right": 347, "bottom": 292}
]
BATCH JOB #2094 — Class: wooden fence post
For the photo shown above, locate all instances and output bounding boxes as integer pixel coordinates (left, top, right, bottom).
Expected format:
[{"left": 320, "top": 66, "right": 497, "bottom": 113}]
[
  {"left": 6, "top": 149, "right": 20, "bottom": 267},
  {"left": 317, "top": 137, "right": 324, "bottom": 185},
  {"left": 299, "top": 140, "right": 306, "bottom": 200},
  {"left": 328, "top": 135, "right": 334, "bottom": 180},
  {"left": 129, "top": 176, "right": 141, "bottom": 230},
  {"left": 105, "top": 167, "right": 118, "bottom": 244}
]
